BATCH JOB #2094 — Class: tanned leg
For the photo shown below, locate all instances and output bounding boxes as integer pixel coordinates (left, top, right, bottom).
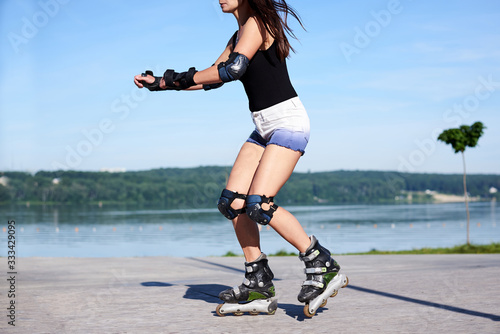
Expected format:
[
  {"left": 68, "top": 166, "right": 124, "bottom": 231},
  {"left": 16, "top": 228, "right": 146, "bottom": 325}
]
[
  {"left": 249, "top": 144, "right": 311, "bottom": 253},
  {"left": 224, "top": 142, "right": 265, "bottom": 262}
]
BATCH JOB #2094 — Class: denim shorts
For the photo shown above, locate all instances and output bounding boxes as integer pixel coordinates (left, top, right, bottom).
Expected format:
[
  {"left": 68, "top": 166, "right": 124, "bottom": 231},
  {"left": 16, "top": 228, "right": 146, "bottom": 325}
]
[{"left": 246, "top": 97, "right": 310, "bottom": 154}]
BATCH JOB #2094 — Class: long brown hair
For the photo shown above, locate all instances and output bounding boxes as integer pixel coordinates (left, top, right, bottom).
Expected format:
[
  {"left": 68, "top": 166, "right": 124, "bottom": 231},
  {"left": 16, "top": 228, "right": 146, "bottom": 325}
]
[{"left": 248, "top": 0, "right": 305, "bottom": 60}]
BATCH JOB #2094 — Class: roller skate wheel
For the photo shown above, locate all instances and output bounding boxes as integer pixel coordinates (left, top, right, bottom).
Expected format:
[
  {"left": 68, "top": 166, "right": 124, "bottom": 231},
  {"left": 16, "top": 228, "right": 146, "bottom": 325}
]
[
  {"left": 303, "top": 304, "right": 315, "bottom": 318},
  {"left": 320, "top": 299, "right": 328, "bottom": 308},
  {"left": 233, "top": 311, "right": 244, "bottom": 316},
  {"left": 342, "top": 276, "right": 349, "bottom": 288},
  {"left": 216, "top": 304, "right": 225, "bottom": 317},
  {"left": 249, "top": 311, "right": 260, "bottom": 316},
  {"left": 330, "top": 290, "right": 338, "bottom": 298},
  {"left": 267, "top": 298, "right": 279, "bottom": 315}
]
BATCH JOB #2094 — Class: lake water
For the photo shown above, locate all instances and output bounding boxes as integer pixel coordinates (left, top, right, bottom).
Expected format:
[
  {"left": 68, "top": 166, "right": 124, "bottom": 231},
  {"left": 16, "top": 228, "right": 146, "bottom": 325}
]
[{"left": 1, "top": 201, "right": 498, "bottom": 257}]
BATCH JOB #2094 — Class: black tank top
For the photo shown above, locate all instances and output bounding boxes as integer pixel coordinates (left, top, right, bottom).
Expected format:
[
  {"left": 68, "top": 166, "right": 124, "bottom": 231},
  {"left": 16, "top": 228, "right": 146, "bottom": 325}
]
[{"left": 232, "top": 32, "right": 298, "bottom": 112}]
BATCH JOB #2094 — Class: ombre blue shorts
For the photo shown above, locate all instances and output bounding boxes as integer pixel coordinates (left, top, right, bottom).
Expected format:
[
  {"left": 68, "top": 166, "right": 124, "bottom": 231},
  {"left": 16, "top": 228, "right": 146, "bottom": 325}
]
[{"left": 246, "top": 97, "right": 310, "bottom": 154}]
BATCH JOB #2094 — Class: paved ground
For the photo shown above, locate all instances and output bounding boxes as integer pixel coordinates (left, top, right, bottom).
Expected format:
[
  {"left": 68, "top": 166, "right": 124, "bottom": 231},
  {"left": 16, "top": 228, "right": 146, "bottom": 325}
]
[{"left": 2, "top": 254, "right": 499, "bottom": 333}]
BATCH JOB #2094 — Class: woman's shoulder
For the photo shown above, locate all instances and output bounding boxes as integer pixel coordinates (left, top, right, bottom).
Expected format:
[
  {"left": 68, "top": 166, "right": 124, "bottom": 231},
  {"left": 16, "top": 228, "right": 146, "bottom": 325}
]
[
  {"left": 229, "top": 16, "right": 261, "bottom": 50},
  {"left": 242, "top": 15, "right": 265, "bottom": 34},
  {"left": 241, "top": 15, "right": 270, "bottom": 50}
]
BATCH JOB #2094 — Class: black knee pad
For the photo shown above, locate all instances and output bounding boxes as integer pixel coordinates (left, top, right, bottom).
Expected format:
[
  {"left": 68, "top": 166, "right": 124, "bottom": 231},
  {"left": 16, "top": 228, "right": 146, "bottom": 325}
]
[
  {"left": 217, "top": 189, "right": 246, "bottom": 220},
  {"left": 246, "top": 195, "right": 279, "bottom": 225}
]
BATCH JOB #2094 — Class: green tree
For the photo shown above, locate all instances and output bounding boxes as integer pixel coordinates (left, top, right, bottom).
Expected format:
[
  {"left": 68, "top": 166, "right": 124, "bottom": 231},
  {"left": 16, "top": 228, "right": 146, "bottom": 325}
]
[
  {"left": 437, "top": 121, "right": 486, "bottom": 245},
  {"left": 0, "top": 184, "right": 10, "bottom": 202}
]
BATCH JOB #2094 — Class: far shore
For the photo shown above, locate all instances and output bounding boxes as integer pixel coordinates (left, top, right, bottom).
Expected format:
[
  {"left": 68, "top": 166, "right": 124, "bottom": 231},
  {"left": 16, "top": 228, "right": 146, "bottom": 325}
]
[{"left": 432, "top": 193, "right": 481, "bottom": 203}]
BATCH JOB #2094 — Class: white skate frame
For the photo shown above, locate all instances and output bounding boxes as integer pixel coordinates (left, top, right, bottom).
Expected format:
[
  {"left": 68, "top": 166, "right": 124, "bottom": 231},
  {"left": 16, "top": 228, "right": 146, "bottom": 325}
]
[
  {"left": 306, "top": 273, "right": 348, "bottom": 316},
  {"left": 216, "top": 297, "right": 278, "bottom": 316}
]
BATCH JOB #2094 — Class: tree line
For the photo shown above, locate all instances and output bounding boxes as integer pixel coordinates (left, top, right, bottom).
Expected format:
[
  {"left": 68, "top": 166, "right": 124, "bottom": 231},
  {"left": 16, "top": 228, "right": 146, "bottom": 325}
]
[{"left": 0, "top": 167, "right": 498, "bottom": 207}]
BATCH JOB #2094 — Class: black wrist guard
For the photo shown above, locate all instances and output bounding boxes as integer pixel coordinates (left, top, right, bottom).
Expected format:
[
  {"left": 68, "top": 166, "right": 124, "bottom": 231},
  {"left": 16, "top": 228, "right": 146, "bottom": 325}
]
[
  {"left": 141, "top": 70, "right": 163, "bottom": 91},
  {"left": 174, "top": 67, "right": 198, "bottom": 90},
  {"left": 162, "top": 69, "right": 182, "bottom": 90}
]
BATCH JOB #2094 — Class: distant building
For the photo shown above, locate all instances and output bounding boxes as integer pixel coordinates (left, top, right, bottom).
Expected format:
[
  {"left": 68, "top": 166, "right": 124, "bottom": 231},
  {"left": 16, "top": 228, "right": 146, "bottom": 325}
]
[
  {"left": 0, "top": 176, "right": 8, "bottom": 186},
  {"left": 52, "top": 178, "right": 61, "bottom": 185},
  {"left": 99, "top": 168, "right": 126, "bottom": 173},
  {"left": 490, "top": 187, "right": 498, "bottom": 194}
]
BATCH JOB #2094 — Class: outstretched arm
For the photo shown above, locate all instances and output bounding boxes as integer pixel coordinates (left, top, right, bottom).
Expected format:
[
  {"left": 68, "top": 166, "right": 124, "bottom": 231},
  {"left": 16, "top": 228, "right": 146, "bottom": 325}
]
[
  {"left": 134, "top": 36, "right": 233, "bottom": 92},
  {"left": 134, "top": 18, "right": 266, "bottom": 91}
]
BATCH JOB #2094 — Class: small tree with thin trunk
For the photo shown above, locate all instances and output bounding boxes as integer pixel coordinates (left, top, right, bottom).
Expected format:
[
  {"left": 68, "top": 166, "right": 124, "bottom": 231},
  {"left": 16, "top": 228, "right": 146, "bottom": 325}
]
[{"left": 437, "top": 121, "right": 486, "bottom": 245}]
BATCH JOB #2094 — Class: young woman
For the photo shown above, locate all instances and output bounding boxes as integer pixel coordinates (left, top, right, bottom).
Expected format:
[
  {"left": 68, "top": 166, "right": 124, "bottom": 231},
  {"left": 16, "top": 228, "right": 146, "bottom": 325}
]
[{"left": 134, "top": 0, "right": 347, "bottom": 317}]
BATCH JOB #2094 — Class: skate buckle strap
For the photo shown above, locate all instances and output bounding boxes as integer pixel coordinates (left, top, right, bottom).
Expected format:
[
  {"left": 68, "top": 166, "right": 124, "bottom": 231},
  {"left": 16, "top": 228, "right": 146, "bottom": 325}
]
[
  {"left": 304, "top": 267, "right": 327, "bottom": 274},
  {"left": 232, "top": 285, "right": 241, "bottom": 298},
  {"left": 300, "top": 249, "right": 320, "bottom": 262},
  {"left": 303, "top": 280, "right": 324, "bottom": 289},
  {"left": 243, "top": 278, "right": 252, "bottom": 287},
  {"left": 245, "top": 263, "right": 257, "bottom": 273}
]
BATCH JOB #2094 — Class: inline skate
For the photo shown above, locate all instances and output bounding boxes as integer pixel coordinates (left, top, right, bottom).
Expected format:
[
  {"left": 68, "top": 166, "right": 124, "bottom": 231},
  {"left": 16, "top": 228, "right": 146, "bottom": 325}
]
[
  {"left": 298, "top": 235, "right": 348, "bottom": 317},
  {"left": 216, "top": 253, "right": 278, "bottom": 316}
]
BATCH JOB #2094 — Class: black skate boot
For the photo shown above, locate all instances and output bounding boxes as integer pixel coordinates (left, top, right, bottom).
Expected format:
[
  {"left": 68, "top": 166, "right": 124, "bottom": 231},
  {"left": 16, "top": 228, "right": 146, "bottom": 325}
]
[
  {"left": 216, "top": 253, "right": 278, "bottom": 316},
  {"left": 219, "top": 253, "right": 275, "bottom": 302},
  {"left": 298, "top": 235, "right": 341, "bottom": 303}
]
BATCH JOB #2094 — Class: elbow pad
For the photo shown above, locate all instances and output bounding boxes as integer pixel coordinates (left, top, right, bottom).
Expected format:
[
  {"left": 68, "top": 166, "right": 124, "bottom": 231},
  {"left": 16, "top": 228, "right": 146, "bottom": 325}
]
[{"left": 218, "top": 52, "right": 249, "bottom": 82}]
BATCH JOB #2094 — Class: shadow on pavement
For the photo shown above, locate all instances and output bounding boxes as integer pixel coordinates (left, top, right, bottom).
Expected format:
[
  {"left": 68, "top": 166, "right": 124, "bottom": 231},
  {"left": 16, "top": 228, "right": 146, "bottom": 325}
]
[
  {"left": 184, "top": 284, "right": 227, "bottom": 303},
  {"left": 140, "top": 282, "right": 174, "bottom": 287},
  {"left": 187, "top": 257, "right": 282, "bottom": 280},
  {"left": 141, "top": 281, "right": 224, "bottom": 304},
  {"left": 347, "top": 284, "right": 500, "bottom": 321},
  {"left": 279, "top": 303, "right": 316, "bottom": 321}
]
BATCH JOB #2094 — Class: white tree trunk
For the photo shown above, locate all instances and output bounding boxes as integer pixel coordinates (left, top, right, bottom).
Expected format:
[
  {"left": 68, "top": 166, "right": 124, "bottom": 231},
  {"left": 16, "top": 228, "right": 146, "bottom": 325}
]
[{"left": 462, "top": 152, "right": 470, "bottom": 245}]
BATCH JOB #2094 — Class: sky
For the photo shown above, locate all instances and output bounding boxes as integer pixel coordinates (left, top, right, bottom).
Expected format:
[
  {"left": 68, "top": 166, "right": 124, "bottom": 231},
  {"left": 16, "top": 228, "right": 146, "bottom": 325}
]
[{"left": 1, "top": 0, "right": 499, "bottom": 174}]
